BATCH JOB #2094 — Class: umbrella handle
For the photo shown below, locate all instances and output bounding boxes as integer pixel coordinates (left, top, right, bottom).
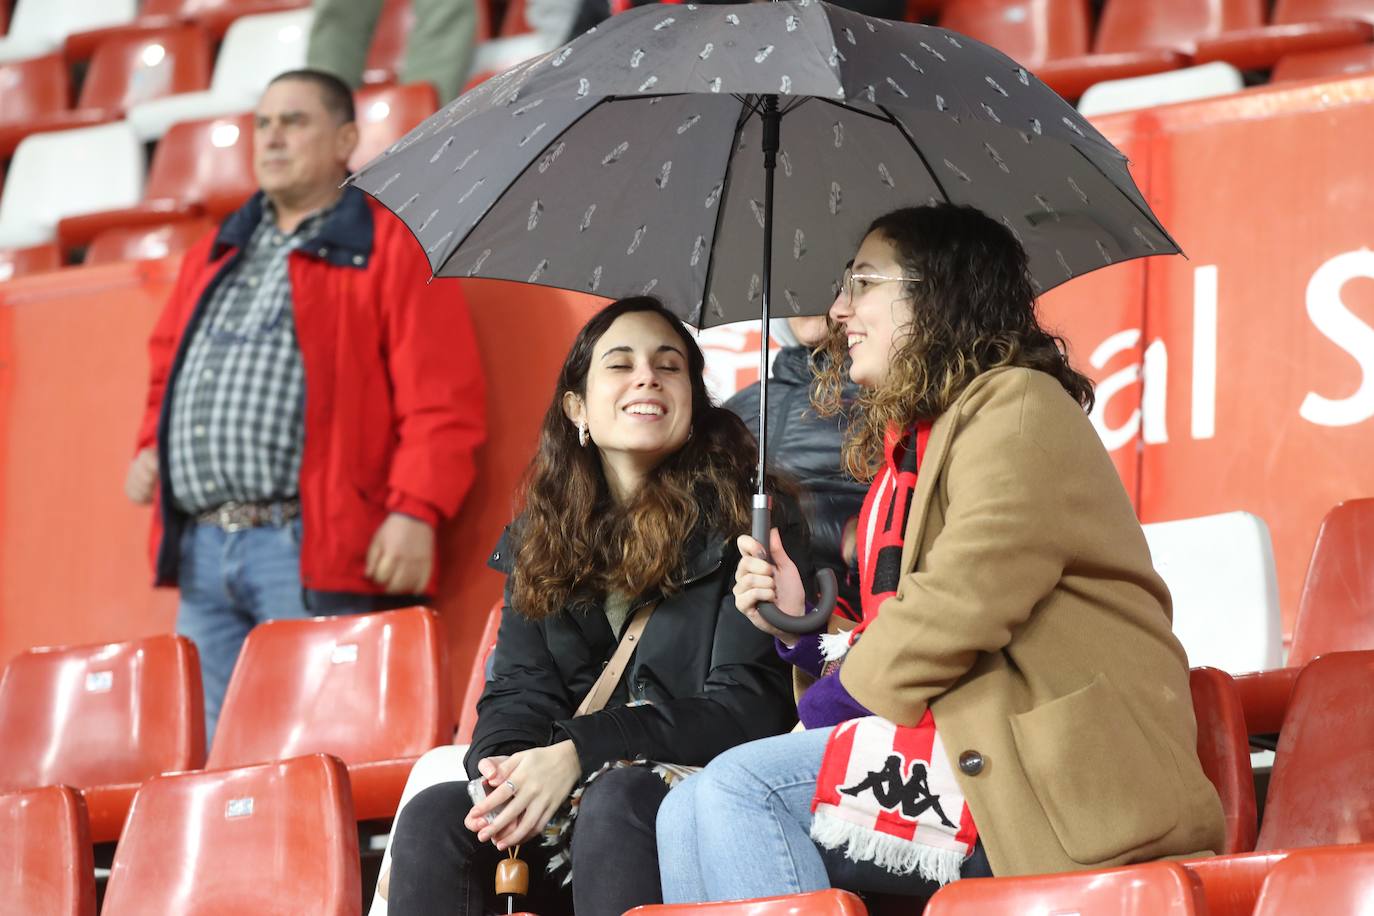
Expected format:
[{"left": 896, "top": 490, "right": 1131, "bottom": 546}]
[{"left": 752, "top": 500, "right": 836, "bottom": 635}]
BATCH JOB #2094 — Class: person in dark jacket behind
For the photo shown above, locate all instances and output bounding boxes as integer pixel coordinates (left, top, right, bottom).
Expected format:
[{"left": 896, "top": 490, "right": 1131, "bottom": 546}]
[
  {"left": 384, "top": 296, "right": 805, "bottom": 916},
  {"left": 726, "top": 316, "right": 867, "bottom": 619}
]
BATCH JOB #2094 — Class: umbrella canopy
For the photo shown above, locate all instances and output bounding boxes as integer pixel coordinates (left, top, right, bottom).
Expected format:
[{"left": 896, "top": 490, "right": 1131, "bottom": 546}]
[{"left": 347, "top": 0, "right": 1176, "bottom": 327}]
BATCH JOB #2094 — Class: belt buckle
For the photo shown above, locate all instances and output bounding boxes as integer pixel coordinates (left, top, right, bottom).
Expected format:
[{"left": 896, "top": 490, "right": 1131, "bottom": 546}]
[{"left": 218, "top": 503, "right": 247, "bottom": 533}]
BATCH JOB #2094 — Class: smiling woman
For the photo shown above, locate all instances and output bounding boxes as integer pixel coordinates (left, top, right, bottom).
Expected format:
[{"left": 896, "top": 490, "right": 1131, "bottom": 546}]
[{"left": 381, "top": 296, "right": 808, "bottom": 916}]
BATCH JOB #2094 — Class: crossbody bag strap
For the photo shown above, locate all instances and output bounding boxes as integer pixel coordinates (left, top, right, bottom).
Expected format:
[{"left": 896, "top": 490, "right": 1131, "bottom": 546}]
[{"left": 574, "top": 602, "right": 657, "bottom": 717}]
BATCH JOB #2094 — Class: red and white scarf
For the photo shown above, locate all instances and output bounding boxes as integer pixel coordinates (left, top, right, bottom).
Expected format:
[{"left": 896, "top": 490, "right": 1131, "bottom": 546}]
[{"left": 809, "top": 424, "right": 979, "bottom": 884}]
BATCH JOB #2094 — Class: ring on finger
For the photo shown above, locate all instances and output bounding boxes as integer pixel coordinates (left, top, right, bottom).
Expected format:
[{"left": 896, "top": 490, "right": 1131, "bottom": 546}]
[{"left": 505, "top": 779, "right": 517, "bottom": 796}]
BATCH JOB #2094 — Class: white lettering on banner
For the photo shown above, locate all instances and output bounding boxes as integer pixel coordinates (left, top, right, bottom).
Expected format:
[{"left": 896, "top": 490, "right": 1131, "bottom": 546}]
[
  {"left": 699, "top": 323, "right": 778, "bottom": 401},
  {"left": 1300, "top": 249, "right": 1374, "bottom": 428},
  {"left": 1192, "top": 265, "right": 1218, "bottom": 440},
  {"left": 1089, "top": 328, "right": 1143, "bottom": 452}
]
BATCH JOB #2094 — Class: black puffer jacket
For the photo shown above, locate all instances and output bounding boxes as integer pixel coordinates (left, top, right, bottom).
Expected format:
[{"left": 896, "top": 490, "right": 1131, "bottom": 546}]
[
  {"left": 466, "top": 498, "right": 809, "bottom": 779},
  {"left": 725, "top": 347, "right": 867, "bottom": 604}
]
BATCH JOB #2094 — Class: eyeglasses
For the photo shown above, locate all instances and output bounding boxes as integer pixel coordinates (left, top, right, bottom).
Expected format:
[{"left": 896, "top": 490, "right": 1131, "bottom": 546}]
[{"left": 840, "top": 267, "right": 920, "bottom": 301}]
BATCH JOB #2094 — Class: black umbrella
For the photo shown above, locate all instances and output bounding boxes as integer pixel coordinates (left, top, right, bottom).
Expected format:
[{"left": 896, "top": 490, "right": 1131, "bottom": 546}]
[{"left": 347, "top": 0, "right": 1179, "bottom": 632}]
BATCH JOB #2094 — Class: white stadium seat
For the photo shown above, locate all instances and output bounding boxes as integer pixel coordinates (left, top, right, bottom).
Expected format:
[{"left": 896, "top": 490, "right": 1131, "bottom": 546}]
[
  {"left": 0, "top": 0, "right": 137, "bottom": 64},
  {"left": 1143, "top": 511, "right": 1285, "bottom": 675},
  {"left": 1078, "top": 62, "right": 1246, "bottom": 118},
  {"left": 0, "top": 121, "right": 146, "bottom": 249},
  {"left": 126, "top": 8, "right": 313, "bottom": 142}
]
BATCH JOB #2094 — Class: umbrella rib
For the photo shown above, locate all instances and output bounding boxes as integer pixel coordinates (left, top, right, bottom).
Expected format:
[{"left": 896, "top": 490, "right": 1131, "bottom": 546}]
[
  {"left": 696, "top": 97, "right": 757, "bottom": 329},
  {"left": 1069, "top": 144, "right": 1184, "bottom": 257},
  {"left": 433, "top": 96, "right": 615, "bottom": 272},
  {"left": 873, "top": 102, "right": 952, "bottom": 204}
]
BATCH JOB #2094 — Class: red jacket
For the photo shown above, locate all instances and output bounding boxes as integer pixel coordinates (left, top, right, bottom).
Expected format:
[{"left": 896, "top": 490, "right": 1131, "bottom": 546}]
[{"left": 137, "top": 188, "right": 486, "bottom": 595}]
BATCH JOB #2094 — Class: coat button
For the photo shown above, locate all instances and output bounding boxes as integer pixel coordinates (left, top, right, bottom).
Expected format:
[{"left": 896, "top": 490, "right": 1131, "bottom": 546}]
[{"left": 958, "top": 750, "right": 984, "bottom": 776}]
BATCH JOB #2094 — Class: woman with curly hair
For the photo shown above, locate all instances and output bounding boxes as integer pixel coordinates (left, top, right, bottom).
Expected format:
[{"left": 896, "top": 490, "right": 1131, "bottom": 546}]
[
  {"left": 383, "top": 296, "right": 806, "bottom": 916},
  {"left": 657, "top": 204, "right": 1224, "bottom": 903}
]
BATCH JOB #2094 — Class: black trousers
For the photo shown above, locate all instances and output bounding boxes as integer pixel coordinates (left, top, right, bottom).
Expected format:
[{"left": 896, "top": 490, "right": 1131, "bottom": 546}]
[{"left": 388, "top": 766, "right": 671, "bottom": 916}]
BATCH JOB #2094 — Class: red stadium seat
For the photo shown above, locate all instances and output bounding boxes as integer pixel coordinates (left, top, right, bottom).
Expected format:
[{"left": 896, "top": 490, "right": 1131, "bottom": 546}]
[
  {"left": 1256, "top": 650, "right": 1374, "bottom": 850},
  {"left": 939, "top": 1, "right": 1187, "bottom": 101},
  {"left": 56, "top": 112, "right": 254, "bottom": 248},
  {"left": 455, "top": 601, "right": 502, "bottom": 746},
  {"left": 924, "top": 861, "right": 1205, "bottom": 914},
  {"left": 0, "top": 785, "right": 96, "bottom": 916},
  {"left": 84, "top": 217, "right": 217, "bottom": 265},
  {"left": 101, "top": 754, "right": 361, "bottom": 915},
  {"left": 0, "top": 634, "right": 206, "bottom": 843},
  {"left": 1275, "top": 0, "right": 1374, "bottom": 25},
  {"left": 350, "top": 81, "right": 440, "bottom": 172},
  {"left": 501, "top": 0, "right": 534, "bottom": 37},
  {"left": 1095, "top": 0, "right": 1372, "bottom": 72},
  {"left": 0, "top": 53, "right": 71, "bottom": 159},
  {"left": 1233, "top": 498, "right": 1374, "bottom": 735},
  {"left": 0, "top": 242, "right": 62, "bottom": 279},
  {"left": 1189, "top": 667, "right": 1257, "bottom": 854},
  {"left": 206, "top": 607, "right": 454, "bottom": 822},
  {"left": 363, "top": 0, "right": 416, "bottom": 85},
  {"left": 66, "top": 0, "right": 309, "bottom": 57},
  {"left": 1253, "top": 843, "right": 1374, "bottom": 914},
  {"left": 629, "top": 889, "right": 869, "bottom": 916},
  {"left": 1273, "top": 42, "right": 1374, "bottom": 79},
  {"left": 1183, "top": 850, "right": 1289, "bottom": 916}
]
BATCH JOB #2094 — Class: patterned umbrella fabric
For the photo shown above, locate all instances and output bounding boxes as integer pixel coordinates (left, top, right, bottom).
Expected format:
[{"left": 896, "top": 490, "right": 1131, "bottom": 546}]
[{"left": 347, "top": 0, "right": 1176, "bottom": 327}]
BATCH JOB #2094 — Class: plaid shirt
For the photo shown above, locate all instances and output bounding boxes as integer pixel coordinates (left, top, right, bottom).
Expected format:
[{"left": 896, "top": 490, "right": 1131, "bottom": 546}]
[{"left": 166, "top": 200, "right": 336, "bottom": 513}]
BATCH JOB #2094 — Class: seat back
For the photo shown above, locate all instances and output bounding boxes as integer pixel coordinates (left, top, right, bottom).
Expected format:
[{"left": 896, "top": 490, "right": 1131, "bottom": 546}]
[
  {"left": 208, "top": 608, "right": 453, "bottom": 769},
  {"left": 6, "top": 0, "right": 137, "bottom": 50},
  {"left": 924, "top": 861, "right": 1204, "bottom": 914},
  {"left": 1258, "top": 650, "right": 1374, "bottom": 850},
  {"left": 0, "top": 242, "right": 62, "bottom": 281},
  {"left": 628, "top": 889, "right": 869, "bottom": 915},
  {"left": 1289, "top": 498, "right": 1374, "bottom": 667},
  {"left": 1139, "top": 510, "right": 1282, "bottom": 674},
  {"left": 1183, "top": 850, "right": 1288, "bottom": 916},
  {"left": 455, "top": 601, "right": 503, "bottom": 746},
  {"left": 363, "top": 0, "right": 416, "bottom": 85},
  {"left": 0, "top": 54, "right": 69, "bottom": 126},
  {"left": 144, "top": 112, "right": 256, "bottom": 216},
  {"left": 350, "top": 82, "right": 440, "bottom": 172},
  {"left": 85, "top": 218, "right": 218, "bottom": 265},
  {"left": 1078, "top": 61, "right": 1246, "bottom": 117},
  {"left": 209, "top": 8, "right": 312, "bottom": 100},
  {"left": 0, "top": 634, "right": 205, "bottom": 792},
  {"left": 0, "top": 121, "right": 145, "bottom": 248},
  {"left": 1272, "top": 43, "right": 1374, "bottom": 80},
  {"left": 77, "top": 26, "right": 212, "bottom": 115},
  {"left": 1096, "top": 0, "right": 1264, "bottom": 54},
  {"left": 1253, "top": 843, "right": 1374, "bottom": 914},
  {"left": 1189, "top": 667, "right": 1257, "bottom": 854},
  {"left": 939, "top": 0, "right": 1091, "bottom": 65},
  {"left": 1275, "top": 0, "right": 1374, "bottom": 25},
  {"left": 102, "top": 753, "right": 361, "bottom": 916},
  {"left": 0, "top": 786, "right": 96, "bottom": 916}
]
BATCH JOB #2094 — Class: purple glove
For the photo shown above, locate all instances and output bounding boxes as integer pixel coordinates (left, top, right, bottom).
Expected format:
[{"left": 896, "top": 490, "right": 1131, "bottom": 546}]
[
  {"left": 775, "top": 634, "right": 825, "bottom": 679},
  {"left": 797, "top": 668, "right": 873, "bottom": 730}
]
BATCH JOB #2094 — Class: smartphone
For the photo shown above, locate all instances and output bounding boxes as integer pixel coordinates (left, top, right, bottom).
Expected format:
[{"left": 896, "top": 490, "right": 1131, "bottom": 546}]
[{"left": 468, "top": 778, "right": 508, "bottom": 825}]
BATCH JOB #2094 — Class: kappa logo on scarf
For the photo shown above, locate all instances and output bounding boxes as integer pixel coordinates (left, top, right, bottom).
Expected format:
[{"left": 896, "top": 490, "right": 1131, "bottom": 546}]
[{"left": 840, "top": 753, "right": 958, "bottom": 828}]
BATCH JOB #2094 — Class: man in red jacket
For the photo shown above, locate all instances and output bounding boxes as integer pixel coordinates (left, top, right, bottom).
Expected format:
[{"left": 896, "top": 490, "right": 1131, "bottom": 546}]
[{"left": 124, "top": 69, "right": 486, "bottom": 738}]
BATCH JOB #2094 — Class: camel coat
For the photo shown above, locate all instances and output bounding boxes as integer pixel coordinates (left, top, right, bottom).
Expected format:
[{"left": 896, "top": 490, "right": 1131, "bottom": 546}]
[{"left": 825, "top": 366, "right": 1224, "bottom": 877}]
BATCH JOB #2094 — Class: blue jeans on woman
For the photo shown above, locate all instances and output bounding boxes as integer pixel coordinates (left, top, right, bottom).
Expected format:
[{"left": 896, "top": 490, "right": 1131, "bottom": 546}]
[{"left": 656, "top": 727, "right": 991, "bottom": 903}]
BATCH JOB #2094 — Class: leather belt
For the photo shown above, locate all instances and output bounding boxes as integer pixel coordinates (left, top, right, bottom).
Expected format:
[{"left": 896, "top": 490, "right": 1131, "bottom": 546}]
[{"left": 195, "top": 499, "right": 301, "bottom": 533}]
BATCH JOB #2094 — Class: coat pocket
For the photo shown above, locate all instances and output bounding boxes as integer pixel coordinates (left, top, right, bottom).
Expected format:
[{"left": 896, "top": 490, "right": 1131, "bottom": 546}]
[{"left": 1009, "top": 673, "right": 1180, "bottom": 865}]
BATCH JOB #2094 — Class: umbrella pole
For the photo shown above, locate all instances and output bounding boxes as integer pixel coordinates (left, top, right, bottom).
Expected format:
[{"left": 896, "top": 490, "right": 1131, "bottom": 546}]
[{"left": 752, "top": 95, "right": 834, "bottom": 635}]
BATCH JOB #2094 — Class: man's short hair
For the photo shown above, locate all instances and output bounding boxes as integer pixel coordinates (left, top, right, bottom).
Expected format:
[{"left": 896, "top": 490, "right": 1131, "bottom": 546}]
[{"left": 267, "top": 69, "right": 357, "bottom": 124}]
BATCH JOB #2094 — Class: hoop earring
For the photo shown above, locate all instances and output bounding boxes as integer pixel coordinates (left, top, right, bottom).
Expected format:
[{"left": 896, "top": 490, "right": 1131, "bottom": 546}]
[{"left": 577, "top": 419, "right": 589, "bottom": 448}]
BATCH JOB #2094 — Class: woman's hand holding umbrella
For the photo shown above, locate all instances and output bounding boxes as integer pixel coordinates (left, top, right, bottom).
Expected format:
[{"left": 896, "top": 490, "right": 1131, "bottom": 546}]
[{"left": 735, "top": 529, "right": 811, "bottom": 646}]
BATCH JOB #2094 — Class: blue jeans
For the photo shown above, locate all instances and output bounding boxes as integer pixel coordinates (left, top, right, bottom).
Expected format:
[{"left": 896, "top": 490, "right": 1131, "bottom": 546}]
[
  {"left": 656, "top": 727, "right": 991, "bottom": 904},
  {"left": 175, "top": 518, "right": 371, "bottom": 742}
]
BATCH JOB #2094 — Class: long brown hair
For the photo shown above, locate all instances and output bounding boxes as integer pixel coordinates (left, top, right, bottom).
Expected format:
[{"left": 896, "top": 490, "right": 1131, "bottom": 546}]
[
  {"left": 511, "top": 297, "right": 757, "bottom": 619},
  {"left": 814, "top": 204, "right": 1095, "bottom": 481}
]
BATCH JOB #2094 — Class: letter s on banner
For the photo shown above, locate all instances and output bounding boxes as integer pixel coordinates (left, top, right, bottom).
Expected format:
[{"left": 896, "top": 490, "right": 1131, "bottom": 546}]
[{"left": 1301, "top": 249, "right": 1374, "bottom": 428}]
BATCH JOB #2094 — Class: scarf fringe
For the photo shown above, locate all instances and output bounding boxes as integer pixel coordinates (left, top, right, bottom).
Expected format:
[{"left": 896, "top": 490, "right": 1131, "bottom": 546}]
[
  {"left": 810, "top": 809, "right": 965, "bottom": 886},
  {"left": 819, "top": 630, "right": 854, "bottom": 662}
]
